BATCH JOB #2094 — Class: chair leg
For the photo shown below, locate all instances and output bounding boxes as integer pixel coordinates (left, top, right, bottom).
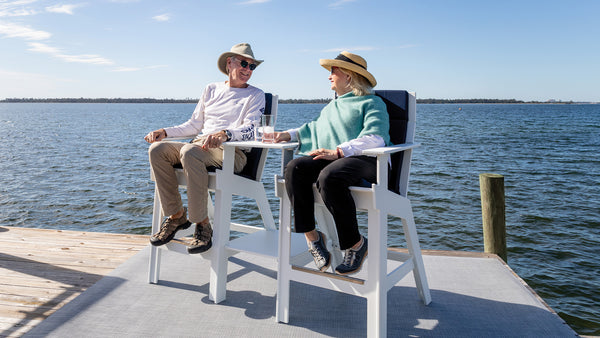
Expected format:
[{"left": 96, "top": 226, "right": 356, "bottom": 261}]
[
  {"left": 276, "top": 192, "right": 292, "bottom": 323},
  {"left": 366, "top": 207, "right": 388, "bottom": 338},
  {"left": 254, "top": 185, "right": 277, "bottom": 231},
  {"left": 209, "top": 188, "right": 233, "bottom": 304},
  {"left": 149, "top": 187, "right": 162, "bottom": 284},
  {"left": 402, "top": 211, "right": 432, "bottom": 305},
  {"left": 207, "top": 191, "right": 215, "bottom": 224}
]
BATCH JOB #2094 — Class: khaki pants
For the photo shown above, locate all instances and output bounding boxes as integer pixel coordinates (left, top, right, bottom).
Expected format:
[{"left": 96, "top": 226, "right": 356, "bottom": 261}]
[{"left": 148, "top": 137, "right": 247, "bottom": 223}]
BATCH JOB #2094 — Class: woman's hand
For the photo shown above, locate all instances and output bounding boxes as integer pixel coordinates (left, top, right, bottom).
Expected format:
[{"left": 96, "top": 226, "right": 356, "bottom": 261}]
[
  {"left": 273, "top": 131, "right": 291, "bottom": 143},
  {"left": 145, "top": 129, "right": 167, "bottom": 143},
  {"left": 308, "top": 148, "right": 339, "bottom": 160}
]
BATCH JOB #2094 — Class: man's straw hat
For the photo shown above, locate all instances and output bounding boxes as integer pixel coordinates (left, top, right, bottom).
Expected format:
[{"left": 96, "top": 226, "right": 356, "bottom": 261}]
[{"left": 218, "top": 43, "right": 263, "bottom": 75}]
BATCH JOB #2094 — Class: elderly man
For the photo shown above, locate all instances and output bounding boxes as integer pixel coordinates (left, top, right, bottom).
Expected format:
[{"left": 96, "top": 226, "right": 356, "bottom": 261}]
[{"left": 144, "top": 43, "right": 265, "bottom": 254}]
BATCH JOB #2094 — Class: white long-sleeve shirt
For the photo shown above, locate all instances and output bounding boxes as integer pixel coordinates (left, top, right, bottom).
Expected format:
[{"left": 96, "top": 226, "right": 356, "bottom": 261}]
[
  {"left": 164, "top": 81, "right": 265, "bottom": 141},
  {"left": 287, "top": 128, "right": 385, "bottom": 157}
]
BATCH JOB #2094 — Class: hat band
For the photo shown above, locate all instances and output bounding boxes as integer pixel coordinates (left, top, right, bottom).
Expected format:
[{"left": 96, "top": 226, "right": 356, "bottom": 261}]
[{"left": 335, "top": 54, "right": 366, "bottom": 70}]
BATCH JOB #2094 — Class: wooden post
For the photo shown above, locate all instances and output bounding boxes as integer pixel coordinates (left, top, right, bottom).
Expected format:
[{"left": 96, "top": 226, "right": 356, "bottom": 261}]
[{"left": 479, "top": 173, "right": 507, "bottom": 262}]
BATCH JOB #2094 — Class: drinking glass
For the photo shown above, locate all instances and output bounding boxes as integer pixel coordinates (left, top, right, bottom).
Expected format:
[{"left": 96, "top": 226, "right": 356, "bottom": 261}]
[{"left": 255, "top": 114, "right": 276, "bottom": 143}]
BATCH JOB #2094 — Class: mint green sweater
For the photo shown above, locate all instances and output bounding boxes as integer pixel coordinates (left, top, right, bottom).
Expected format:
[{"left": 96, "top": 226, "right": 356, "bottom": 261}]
[{"left": 297, "top": 92, "right": 390, "bottom": 155}]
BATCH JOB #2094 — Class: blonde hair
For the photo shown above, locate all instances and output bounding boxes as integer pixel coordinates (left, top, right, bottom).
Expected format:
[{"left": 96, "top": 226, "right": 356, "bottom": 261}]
[{"left": 338, "top": 67, "right": 373, "bottom": 96}]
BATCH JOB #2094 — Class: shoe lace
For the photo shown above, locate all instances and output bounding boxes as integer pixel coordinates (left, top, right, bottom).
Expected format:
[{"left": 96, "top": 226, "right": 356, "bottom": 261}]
[
  {"left": 156, "top": 218, "right": 175, "bottom": 239},
  {"left": 309, "top": 245, "right": 327, "bottom": 264},
  {"left": 342, "top": 248, "right": 356, "bottom": 267},
  {"left": 191, "top": 224, "right": 211, "bottom": 244}
]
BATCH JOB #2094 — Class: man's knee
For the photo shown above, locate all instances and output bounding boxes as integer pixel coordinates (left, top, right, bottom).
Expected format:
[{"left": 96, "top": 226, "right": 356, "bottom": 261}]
[
  {"left": 179, "top": 144, "right": 200, "bottom": 164},
  {"left": 148, "top": 141, "right": 172, "bottom": 161}
]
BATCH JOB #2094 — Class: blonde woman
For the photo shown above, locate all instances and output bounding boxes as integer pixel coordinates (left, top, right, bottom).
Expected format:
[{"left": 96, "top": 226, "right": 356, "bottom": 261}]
[{"left": 273, "top": 51, "right": 389, "bottom": 275}]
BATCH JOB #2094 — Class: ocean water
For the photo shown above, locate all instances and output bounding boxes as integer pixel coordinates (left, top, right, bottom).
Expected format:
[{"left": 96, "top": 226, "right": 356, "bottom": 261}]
[{"left": 0, "top": 102, "right": 598, "bottom": 335}]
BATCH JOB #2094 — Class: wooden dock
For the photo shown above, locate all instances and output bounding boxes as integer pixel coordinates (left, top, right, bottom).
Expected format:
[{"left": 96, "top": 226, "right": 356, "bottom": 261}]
[
  {"left": 1, "top": 226, "right": 577, "bottom": 337},
  {"left": 0, "top": 226, "right": 148, "bottom": 337}
]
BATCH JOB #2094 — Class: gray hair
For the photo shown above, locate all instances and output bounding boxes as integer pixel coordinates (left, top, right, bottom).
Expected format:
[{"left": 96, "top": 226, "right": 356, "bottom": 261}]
[{"left": 225, "top": 56, "right": 238, "bottom": 75}]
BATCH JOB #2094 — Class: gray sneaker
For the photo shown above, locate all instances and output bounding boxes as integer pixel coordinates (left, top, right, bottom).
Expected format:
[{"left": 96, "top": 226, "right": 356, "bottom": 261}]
[
  {"left": 150, "top": 208, "right": 191, "bottom": 246},
  {"left": 187, "top": 222, "right": 213, "bottom": 254},
  {"left": 335, "top": 236, "right": 368, "bottom": 275},
  {"left": 309, "top": 231, "right": 331, "bottom": 272}
]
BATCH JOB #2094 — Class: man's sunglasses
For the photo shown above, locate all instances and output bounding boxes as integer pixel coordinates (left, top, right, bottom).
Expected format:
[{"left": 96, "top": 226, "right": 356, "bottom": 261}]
[{"left": 239, "top": 60, "right": 257, "bottom": 71}]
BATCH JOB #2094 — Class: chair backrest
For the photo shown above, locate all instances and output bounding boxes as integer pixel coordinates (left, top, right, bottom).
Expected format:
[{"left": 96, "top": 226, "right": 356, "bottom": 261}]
[
  {"left": 236, "top": 93, "right": 277, "bottom": 181},
  {"left": 374, "top": 90, "right": 416, "bottom": 196}
]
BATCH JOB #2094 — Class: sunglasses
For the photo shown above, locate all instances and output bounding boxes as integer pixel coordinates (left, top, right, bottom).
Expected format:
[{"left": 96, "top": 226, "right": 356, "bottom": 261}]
[{"left": 239, "top": 59, "right": 257, "bottom": 71}]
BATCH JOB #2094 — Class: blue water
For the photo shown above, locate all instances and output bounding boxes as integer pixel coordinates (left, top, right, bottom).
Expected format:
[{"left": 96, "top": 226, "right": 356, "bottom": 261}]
[{"left": 1, "top": 102, "right": 598, "bottom": 335}]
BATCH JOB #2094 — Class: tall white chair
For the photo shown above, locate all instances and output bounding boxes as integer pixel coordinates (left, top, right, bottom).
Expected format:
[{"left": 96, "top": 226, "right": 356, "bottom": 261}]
[
  {"left": 148, "top": 93, "right": 279, "bottom": 303},
  {"left": 275, "top": 90, "right": 431, "bottom": 337}
]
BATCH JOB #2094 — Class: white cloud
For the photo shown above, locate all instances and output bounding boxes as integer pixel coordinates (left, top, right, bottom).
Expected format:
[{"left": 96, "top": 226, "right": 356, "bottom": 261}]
[
  {"left": 28, "top": 42, "right": 115, "bottom": 65},
  {"left": 112, "top": 67, "right": 141, "bottom": 72},
  {"left": 238, "top": 0, "right": 270, "bottom": 5},
  {"left": 329, "top": 0, "right": 356, "bottom": 9},
  {"left": 60, "top": 54, "right": 114, "bottom": 65},
  {"left": 152, "top": 13, "right": 170, "bottom": 22},
  {"left": 27, "top": 41, "right": 61, "bottom": 53},
  {"left": 112, "top": 65, "right": 168, "bottom": 72},
  {"left": 0, "top": 22, "right": 51, "bottom": 40},
  {"left": 46, "top": 4, "right": 84, "bottom": 15},
  {"left": 0, "top": 0, "right": 39, "bottom": 17}
]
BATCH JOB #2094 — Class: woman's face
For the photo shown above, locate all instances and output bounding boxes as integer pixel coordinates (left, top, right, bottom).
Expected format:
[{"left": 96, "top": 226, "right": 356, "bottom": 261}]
[
  {"left": 227, "top": 56, "right": 255, "bottom": 88},
  {"left": 329, "top": 66, "right": 351, "bottom": 96}
]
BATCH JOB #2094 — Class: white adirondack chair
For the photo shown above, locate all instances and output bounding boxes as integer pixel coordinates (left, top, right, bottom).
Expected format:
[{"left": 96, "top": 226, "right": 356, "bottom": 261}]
[
  {"left": 148, "top": 93, "right": 280, "bottom": 303},
  {"left": 275, "top": 90, "right": 431, "bottom": 337}
]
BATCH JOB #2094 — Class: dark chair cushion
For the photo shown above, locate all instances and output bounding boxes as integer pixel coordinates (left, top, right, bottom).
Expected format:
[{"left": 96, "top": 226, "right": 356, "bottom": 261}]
[{"left": 374, "top": 90, "right": 409, "bottom": 194}]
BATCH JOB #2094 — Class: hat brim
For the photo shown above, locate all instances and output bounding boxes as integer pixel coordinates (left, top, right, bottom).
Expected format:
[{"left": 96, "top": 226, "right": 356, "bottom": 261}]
[
  {"left": 320, "top": 59, "right": 377, "bottom": 87},
  {"left": 218, "top": 52, "right": 264, "bottom": 75}
]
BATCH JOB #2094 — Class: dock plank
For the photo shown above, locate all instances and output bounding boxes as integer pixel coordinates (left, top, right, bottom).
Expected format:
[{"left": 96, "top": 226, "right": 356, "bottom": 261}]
[{"left": 0, "top": 226, "right": 148, "bottom": 338}]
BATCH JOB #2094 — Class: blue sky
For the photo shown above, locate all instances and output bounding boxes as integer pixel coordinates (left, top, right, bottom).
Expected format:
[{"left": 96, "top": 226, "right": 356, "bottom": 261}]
[{"left": 1, "top": 0, "right": 598, "bottom": 101}]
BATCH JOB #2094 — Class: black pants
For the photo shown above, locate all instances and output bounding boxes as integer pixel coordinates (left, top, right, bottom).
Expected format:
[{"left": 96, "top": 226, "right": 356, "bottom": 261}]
[{"left": 284, "top": 155, "right": 377, "bottom": 250}]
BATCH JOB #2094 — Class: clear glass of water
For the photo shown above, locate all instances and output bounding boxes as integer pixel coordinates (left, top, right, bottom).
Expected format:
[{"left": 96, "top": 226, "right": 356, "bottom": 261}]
[{"left": 256, "top": 114, "right": 275, "bottom": 143}]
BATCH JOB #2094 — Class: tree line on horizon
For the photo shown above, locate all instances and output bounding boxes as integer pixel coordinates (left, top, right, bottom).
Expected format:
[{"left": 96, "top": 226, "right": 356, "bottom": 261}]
[{"left": 0, "top": 97, "right": 581, "bottom": 104}]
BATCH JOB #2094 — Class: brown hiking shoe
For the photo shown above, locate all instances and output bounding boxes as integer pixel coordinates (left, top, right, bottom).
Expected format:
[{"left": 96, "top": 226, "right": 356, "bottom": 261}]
[
  {"left": 187, "top": 222, "right": 213, "bottom": 254},
  {"left": 150, "top": 208, "right": 191, "bottom": 246}
]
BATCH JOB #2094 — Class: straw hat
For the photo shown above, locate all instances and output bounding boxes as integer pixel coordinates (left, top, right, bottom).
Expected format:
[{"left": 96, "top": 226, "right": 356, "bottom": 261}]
[
  {"left": 218, "top": 43, "right": 263, "bottom": 75},
  {"left": 319, "top": 51, "right": 377, "bottom": 87}
]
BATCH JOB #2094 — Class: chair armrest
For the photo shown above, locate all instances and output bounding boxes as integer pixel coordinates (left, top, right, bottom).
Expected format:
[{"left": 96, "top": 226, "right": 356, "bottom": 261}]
[
  {"left": 361, "top": 142, "right": 420, "bottom": 156},
  {"left": 361, "top": 142, "right": 420, "bottom": 192},
  {"left": 163, "top": 136, "right": 194, "bottom": 141}
]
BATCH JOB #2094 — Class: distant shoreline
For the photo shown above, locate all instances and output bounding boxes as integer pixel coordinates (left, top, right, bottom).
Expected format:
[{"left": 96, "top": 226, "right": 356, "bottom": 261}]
[{"left": 0, "top": 98, "right": 596, "bottom": 104}]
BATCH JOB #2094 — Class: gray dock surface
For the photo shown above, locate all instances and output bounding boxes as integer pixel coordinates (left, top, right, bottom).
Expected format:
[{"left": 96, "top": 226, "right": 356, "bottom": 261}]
[{"left": 24, "top": 244, "right": 576, "bottom": 337}]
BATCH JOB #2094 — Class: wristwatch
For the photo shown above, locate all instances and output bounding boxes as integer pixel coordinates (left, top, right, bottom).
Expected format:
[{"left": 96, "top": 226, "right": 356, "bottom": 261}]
[{"left": 223, "top": 129, "right": 232, "bottom": 141}]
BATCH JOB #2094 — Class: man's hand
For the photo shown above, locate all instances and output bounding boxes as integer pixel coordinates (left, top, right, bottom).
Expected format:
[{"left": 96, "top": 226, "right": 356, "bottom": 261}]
[
  {"left": 145, "top": 129, "right": 167, "bottom": 143},
  {"left": 200, "top": 130, "right": 228, "bottom": 149}
]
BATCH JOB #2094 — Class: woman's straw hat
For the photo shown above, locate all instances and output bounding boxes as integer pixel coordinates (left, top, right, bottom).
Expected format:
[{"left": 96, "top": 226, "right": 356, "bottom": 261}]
[
  {"left": 319, "top": 51, "right": 377, "bottom": 87},
  {"left": 218, "top": 43, "right": 263, "bottom": 75}
]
